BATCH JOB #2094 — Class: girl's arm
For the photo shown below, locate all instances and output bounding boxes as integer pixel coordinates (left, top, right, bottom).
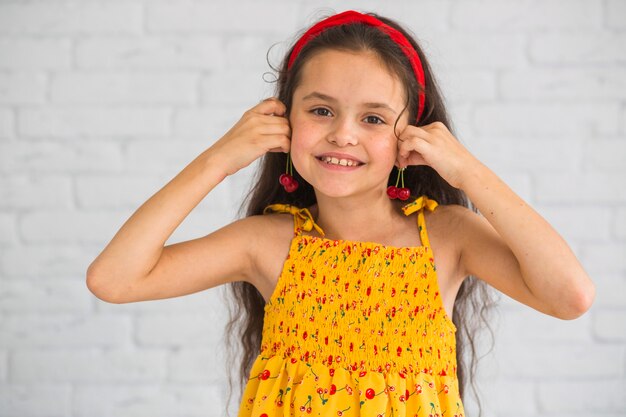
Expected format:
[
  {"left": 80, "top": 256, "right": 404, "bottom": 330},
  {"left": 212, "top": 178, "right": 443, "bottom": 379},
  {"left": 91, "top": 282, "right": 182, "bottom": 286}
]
[
  {"left": 457, "top": 161, "right": 595, "bottom": 320},
  {"left": 86, "top": 98, "right": 291, "bottom": 304},
  {"left": 396, "top": 121, "right": 595, "bottom": 320}
]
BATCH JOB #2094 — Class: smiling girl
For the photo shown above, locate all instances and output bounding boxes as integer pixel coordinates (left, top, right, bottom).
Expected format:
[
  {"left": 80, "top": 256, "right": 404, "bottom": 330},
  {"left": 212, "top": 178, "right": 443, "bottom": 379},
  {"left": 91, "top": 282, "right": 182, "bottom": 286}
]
[{"left": 86, "top": 10, "right": 595, "bottom": 417}]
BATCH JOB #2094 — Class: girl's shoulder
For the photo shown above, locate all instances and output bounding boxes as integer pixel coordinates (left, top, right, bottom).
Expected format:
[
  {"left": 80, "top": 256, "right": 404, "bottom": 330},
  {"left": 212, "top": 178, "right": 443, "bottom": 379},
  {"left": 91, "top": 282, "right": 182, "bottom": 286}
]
[
  {"left": 426, "top": 202, "right": 476, "bottom": 251},
  {"left": 252, "top": 206, "right": 297, "bottom": 230},
  {"left": 389, "top": 198, "right": 470, "bottom": 243},
  {"left": 427, "top": 201, "right": 471, "bottom": 229},
  {"left": 244, "top": 211, "right": 297, "bottom": 301},
  {"left": 242, "top": 210, "right": 295, "bottom": 244}
]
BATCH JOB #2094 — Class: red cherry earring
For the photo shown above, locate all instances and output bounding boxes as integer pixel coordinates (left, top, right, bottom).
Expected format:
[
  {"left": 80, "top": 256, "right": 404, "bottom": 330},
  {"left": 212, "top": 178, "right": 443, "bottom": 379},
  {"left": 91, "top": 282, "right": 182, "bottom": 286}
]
[
  {"left": 279, "top": 152, "right": 299, "bottom": 193},
  {"left": 387, "top": 167, "right": 410, "bottom": 201}
]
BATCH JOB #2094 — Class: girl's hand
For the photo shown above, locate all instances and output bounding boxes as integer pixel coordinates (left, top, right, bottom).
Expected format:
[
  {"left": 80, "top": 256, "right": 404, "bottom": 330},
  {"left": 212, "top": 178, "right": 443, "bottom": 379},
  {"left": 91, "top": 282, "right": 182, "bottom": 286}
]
[
  {"left": 395, "top": 121, "right": 480, "bottom": 189},
  {"left": 209, "top": 97, "right": 292, "bottom": 176}
]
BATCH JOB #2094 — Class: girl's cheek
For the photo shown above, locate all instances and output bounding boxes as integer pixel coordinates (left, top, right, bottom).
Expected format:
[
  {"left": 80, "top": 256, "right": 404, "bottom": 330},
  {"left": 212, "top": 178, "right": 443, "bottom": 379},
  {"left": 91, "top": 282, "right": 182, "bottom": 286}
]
[
  {"left": 288, "top": 131, "right": 308, "bottom": 164},
  {"left": 378, "top": 136, "right": 399, "bottom": 153},
  {"left": 290, "top": 122, "right": 317, "bottom": 149}
]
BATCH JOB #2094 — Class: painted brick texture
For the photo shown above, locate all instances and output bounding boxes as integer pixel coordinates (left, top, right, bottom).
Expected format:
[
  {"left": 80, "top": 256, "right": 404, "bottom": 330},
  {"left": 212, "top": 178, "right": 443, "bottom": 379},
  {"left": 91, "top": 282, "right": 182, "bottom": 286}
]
[{"left": 0, "top": 1, "right": 624, "bottom": 416}]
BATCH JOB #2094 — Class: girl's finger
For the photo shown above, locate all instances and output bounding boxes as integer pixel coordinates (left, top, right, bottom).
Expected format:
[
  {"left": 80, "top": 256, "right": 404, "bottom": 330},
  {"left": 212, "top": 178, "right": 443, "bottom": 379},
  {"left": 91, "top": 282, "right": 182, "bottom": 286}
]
[
  {"left": 396, "top": 137, "right": 430, "bottom": 168},
  {"left": 259, "top": 115, "right": 292, "bottom": 127},
  {"left": 399, "top": 125, "right": 432, "bottom": 144},
  {"left": 397, "top": 142, "right": 409, "bottom": 158},
  {"left": 398, "top": 134, "right": 426, "bottom": 154},
  {"left": 259, "top": 123, "right": 291, "bottom": 137},
  {"left": 253, "top": 114, "right": 289, "bottom": 128},
  {"left": 254, "top": 97, "right": 287, "bottom": 116},
  {"left": 263, "top": 135, "right": 291, "bottom": 152}
]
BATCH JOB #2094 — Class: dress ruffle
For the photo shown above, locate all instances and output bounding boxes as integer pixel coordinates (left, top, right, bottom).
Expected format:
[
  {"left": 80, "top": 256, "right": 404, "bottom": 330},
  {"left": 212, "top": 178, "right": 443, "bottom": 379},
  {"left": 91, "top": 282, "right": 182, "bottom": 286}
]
[{"left": 239, "top": 355, "right": 465, "bottom": 416}]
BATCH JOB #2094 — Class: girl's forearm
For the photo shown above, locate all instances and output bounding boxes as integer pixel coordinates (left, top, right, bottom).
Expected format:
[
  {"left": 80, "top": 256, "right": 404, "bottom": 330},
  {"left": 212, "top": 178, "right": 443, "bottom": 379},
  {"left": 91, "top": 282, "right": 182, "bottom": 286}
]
[
  {"left": 460, "top": 161, "right": 594, "bottom": 317},
  {"left": 86, "top": 148, "right": 228, "bottom": 288}
]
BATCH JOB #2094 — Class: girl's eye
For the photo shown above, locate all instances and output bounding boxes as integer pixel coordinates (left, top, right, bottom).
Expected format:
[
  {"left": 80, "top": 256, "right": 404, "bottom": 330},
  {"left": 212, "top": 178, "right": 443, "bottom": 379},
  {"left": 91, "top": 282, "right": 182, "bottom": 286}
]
[
  {"left": 311, "top": 108, "right": 331, "bottom": 117},
  {"left": 365, "top": 115, "right": 384, "bottom": 125}
]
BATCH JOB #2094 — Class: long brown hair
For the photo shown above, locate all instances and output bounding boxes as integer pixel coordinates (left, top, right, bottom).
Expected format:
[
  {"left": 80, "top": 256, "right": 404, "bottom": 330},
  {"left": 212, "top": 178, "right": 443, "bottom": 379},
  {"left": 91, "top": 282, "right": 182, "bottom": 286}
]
[{"left": 224, "top": 11, "right": 498, "bottom": 416}]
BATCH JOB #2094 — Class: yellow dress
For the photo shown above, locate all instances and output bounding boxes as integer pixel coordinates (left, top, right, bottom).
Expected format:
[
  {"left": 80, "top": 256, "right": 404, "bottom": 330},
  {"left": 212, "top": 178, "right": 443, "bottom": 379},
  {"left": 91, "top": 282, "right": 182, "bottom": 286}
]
[{"left": 237, "top": 195, "right": 465, "bottom": 417}]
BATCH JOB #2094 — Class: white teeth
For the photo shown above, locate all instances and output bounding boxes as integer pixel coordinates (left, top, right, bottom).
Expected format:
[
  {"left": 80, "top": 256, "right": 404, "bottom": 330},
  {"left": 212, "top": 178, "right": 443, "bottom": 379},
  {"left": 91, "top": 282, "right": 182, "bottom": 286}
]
[{"left": 321, "top": 156, "right": 360, "bottom": 166}]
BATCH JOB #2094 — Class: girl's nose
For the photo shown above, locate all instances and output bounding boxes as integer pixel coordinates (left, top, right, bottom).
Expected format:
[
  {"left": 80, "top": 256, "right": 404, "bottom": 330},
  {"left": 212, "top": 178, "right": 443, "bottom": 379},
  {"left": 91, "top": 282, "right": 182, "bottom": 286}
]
[{"left": 327, "top": 117, "right": 359, "bottom": 146}]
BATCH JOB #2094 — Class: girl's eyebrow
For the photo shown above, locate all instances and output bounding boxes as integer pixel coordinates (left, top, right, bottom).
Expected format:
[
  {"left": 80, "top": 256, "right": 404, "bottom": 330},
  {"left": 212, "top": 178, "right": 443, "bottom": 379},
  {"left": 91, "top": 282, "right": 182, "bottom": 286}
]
[{"left": 301, "top": 91, "right": 397, "bottom": 115}]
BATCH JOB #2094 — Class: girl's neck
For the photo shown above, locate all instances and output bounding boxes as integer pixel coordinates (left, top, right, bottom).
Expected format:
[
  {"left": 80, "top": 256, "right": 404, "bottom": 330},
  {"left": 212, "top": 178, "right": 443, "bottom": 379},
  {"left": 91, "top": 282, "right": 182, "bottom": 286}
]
[{"left": 308, "top": 190, "right": 407, "bottom": 243}]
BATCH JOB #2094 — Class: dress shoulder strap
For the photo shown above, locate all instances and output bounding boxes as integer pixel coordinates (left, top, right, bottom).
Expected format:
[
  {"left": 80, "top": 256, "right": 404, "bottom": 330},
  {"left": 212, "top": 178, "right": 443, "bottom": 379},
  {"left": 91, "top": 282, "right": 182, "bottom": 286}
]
[
  {"left": 263, "top": 203, "right": 326, "bottom": 238},
  {"left": 401, "top": 195, "right": 439, "bottom": 248}
]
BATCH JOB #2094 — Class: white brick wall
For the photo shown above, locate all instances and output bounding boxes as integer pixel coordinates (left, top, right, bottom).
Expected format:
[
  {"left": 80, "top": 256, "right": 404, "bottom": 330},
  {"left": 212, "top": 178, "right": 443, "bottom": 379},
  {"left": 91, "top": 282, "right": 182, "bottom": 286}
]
[{"left": 0, "top": 1, "right": 624, "bottom": 416}]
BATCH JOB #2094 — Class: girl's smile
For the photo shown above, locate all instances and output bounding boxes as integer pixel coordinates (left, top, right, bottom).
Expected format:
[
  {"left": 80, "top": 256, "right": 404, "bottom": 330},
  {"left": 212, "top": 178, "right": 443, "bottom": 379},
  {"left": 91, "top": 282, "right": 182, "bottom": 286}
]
[
  {"left": 316, "top": 152, "right": 365, "bottom": 170},
  {"left": 289, "top": 49, "right": 409, "bottom": 199}
]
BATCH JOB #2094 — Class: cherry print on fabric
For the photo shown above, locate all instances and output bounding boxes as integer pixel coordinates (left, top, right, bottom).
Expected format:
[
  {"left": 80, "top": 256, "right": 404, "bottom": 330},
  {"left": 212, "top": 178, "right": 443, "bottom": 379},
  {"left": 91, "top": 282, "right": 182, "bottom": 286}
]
[{"left": 238, "top": 195, "right": 465, "bottom": 416}]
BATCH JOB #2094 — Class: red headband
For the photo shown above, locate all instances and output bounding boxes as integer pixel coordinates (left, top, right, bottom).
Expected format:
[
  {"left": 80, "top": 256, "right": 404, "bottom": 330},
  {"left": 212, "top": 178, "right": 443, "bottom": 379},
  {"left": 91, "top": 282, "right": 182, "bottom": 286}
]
[{"left": 288, "top": 10, "right": 426, "bottom": 123}]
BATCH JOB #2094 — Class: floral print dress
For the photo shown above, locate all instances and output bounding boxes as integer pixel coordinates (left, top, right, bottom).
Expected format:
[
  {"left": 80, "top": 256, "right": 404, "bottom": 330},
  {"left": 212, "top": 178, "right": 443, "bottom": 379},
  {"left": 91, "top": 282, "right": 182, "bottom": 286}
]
[{"left": 237, "top": 195, "right": 465, "bottom": 417}]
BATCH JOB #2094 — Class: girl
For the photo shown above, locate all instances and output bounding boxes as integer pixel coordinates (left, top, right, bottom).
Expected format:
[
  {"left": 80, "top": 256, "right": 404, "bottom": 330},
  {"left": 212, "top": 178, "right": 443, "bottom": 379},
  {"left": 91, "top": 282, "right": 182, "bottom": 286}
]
[{"left": 86, "top": 10, "right": 595, "bottom": 417}]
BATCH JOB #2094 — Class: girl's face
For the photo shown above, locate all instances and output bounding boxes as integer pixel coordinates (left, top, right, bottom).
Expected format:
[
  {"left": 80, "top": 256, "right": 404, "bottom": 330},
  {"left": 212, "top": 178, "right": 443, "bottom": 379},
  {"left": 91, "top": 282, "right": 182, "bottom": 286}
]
[{"left": 289, "top": 49, "right": 410, "bottom": 200}]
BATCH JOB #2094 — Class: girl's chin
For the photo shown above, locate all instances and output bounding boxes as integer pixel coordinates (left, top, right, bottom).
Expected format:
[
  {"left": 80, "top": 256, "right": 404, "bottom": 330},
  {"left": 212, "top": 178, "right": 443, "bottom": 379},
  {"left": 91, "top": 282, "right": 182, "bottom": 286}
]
[{"left": 311, "top": 184, "right": 388, "bottom": 200}]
